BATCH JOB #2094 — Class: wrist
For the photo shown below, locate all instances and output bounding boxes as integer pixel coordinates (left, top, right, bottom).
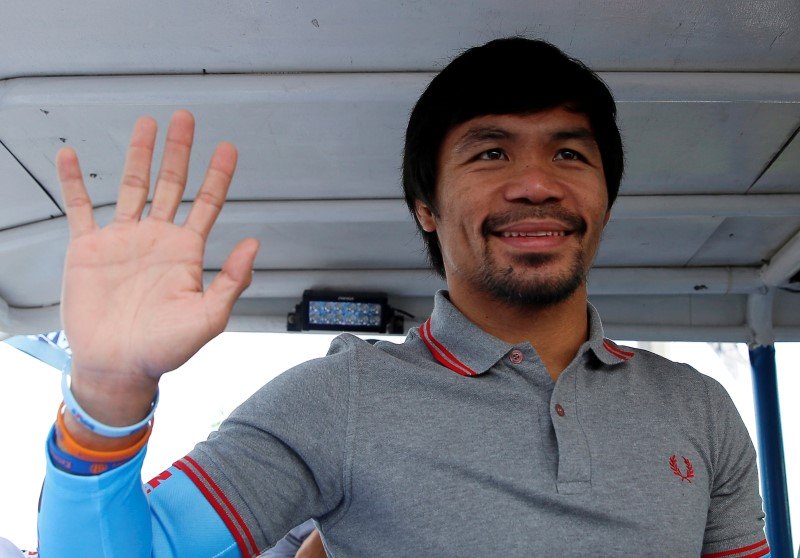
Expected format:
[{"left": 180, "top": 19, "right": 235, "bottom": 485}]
[
  {"left": 67, "top": 360, "right": 159, "bottom": 427},
  {"left": 60, "top": 357, "right": 159, "bottom": 450},
  {"left": 57, "top": 402, "right": 151, "bottom": 456}
]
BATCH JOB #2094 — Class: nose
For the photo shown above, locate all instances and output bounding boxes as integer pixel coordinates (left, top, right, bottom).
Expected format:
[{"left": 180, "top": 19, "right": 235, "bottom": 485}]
[{"left": 502, "top": 162, "right": 565, "bottom": 205}]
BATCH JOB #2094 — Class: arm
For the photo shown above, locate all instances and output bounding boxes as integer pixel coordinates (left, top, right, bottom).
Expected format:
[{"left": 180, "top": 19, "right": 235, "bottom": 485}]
[
  {"left": 38, "top": 110, "right": 259, "bottom": 556},
  {"left": 40, "top": 447, "right": 243, "bottom": 557},
  {"left": 41, "top": 358, "right": 351, "bottom": 558},
  {"left": 700, "top": 376, "right": 770, "bottom": 558}
]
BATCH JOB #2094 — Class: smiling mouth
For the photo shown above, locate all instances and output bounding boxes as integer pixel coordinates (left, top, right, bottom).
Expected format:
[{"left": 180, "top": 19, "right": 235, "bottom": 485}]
[
  {"left": 482, "top": 208, "right": 586, "bottom": 240},
  {"left": 497, "top": 231, "right": 568, "bottom": 238}
]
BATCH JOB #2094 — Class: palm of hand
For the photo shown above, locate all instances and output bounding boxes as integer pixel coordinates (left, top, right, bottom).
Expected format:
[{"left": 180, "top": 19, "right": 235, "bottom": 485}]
[{"left": 63, "top": 218, "right": 211, "bottom": 381}]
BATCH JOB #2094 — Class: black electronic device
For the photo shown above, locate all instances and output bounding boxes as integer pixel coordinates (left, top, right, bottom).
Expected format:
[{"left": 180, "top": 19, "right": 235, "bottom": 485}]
[{"left": 287, "top": 290, "right": 405, "bottom": 333}]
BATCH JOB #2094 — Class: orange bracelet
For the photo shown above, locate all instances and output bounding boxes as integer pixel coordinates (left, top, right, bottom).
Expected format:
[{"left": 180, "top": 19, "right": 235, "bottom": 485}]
[{"left": 55, "top": 402, "right": 152, "bottom": 462}]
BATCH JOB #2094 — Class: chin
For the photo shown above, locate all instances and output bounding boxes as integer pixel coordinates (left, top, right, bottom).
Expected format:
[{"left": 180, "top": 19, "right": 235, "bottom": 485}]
[{"left": 475, "top": 252, "right": 587, "bottom": 308}]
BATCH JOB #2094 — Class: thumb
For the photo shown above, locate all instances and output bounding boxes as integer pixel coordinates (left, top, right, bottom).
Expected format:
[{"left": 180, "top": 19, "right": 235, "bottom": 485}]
[{"left": 203, "top": 238, "right": 260, "bottom": 331}]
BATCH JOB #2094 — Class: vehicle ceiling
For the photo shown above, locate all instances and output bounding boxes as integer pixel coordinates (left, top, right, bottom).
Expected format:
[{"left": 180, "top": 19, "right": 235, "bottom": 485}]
[{"left": 1, "top": 0, "right": 799, "bottom": 342}]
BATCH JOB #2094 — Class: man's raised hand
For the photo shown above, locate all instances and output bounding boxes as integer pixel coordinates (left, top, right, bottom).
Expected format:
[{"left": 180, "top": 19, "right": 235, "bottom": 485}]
[{"left": 58, "top": 110, "right": 259, "bottom": 430}]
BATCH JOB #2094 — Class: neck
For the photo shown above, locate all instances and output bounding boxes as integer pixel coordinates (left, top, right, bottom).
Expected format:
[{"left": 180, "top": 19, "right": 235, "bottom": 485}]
[{"left": 446, "top": 284, "right": 590, "bottom": 381}]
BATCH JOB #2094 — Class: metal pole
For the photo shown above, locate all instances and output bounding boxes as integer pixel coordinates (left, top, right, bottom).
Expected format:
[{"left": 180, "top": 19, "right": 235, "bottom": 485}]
[{"left": 749, "top": 344, "right": 793, "bottom": 557}]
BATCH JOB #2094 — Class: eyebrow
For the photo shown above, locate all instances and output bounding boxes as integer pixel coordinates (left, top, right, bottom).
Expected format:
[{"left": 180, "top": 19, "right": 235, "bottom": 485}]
[
  {"left": 451, "top": 124, "right": 601, "bottom": 155},
  {"left": 453, "top": 126, "right": 515, "bottom": 153},
  {"left": 550, "top": 127, "right": 599, "bottom": 150}
]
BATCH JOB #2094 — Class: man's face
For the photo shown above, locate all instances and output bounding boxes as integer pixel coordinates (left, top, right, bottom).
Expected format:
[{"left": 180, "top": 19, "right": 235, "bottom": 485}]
[{"left": 416, "top": 107, "right": 611, "bottom": 307}]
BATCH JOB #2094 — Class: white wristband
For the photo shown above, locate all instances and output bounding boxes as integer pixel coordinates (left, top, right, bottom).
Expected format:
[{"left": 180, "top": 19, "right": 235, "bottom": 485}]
[{"left": 60, "top": 358, "right": 158, "bottom": 438}]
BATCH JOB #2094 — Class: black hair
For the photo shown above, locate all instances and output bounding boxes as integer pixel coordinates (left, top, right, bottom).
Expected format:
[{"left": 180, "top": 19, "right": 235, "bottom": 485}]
[{"left": 402, "top": 37, "right": 624, "bottom": 277}]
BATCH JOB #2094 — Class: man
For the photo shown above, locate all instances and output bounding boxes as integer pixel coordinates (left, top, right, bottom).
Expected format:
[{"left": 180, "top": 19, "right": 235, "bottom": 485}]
[{"left": 39, "top": 38, "right": 769, "bottom": 557}]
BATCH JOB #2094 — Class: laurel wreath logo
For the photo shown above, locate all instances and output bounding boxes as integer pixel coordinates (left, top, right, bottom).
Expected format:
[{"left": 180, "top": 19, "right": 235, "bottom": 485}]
[{"left": 669, "top": 454, "right": 695, "bottom": 482}]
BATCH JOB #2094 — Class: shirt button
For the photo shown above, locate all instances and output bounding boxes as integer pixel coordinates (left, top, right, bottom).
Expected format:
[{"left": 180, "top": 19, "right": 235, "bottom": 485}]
[
  {"left": 555, "top": 403, "right": 565, "bottom": 417},
  {"left": 509, "top": 349, "right": 524, "bottom": 364}
]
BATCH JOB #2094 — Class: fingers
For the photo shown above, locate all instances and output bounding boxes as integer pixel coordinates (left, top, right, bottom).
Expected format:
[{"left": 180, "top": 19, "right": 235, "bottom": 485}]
[
  {"left": 70, "top": 111, "right": 232, "bottom": 236},
  {"left": 184, "top": 142, "right": 238, "bottom": 240},
  {"left": 296, "top": 530, "right": 326, "bottom": 558},
  {"left": 203, "top": 238, "right": 260, "bottom": 331},
  {"left": 57, "top": 147, "right": 97, "bottom": 239},
  {"left": 115, "top": 116, "right": 158, "bottom": 222},
  {"left": 149, "top": 110, "right": 195, "bottom": 222}
]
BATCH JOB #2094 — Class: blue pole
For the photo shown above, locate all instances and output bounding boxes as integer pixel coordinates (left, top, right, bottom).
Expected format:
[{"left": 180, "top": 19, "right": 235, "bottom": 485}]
[{"left": 749, "top": 344, "right": 793, "bottom": 557}]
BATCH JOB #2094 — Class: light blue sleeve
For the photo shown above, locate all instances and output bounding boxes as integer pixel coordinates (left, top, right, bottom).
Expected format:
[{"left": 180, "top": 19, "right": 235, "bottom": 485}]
[{"left": 38, "top": 444, "right": 244, "bottom": 557}]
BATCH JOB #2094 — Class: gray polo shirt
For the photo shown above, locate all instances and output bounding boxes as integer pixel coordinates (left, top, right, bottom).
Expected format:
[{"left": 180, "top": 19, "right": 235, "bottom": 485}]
[{"left": 191, "top": 291, "right": 767, "bottom": 557}]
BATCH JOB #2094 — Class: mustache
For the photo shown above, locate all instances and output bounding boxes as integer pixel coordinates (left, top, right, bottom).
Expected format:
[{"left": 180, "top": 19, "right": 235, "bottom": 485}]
[{"left": 481, "top": 206, "right": 587, "bottom": 237}]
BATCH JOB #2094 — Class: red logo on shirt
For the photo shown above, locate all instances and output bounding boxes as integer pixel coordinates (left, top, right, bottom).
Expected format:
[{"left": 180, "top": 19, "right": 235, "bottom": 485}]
[
  {"left": 669, "top": 455, "right": 694, "bottom": 482},
  {"left": 145, "top": 470, "right": 173, "bottom": 494}
]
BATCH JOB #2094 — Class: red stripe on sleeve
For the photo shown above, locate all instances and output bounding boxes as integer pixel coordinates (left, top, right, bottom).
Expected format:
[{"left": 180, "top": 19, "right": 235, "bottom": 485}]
[
  {"left": 175, "top": 457, "right": 259, "bottom": 557},
  {"left": 702, "top": 539, "right": 769, "bottom": 558},
  {"left": 182, "top": 456, "right": 259, "bottom": 553},
  {"left": 743, "top": 545, "right": 771, "bottom": 558}
]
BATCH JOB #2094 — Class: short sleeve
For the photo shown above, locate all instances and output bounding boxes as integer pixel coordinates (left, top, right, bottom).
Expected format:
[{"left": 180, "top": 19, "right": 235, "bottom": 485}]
[
  {"left": 700, "top": 375, "right": 770, "bottom": 557},
  {"left": 186, "top": 335, "right": 357, "bottom": 555}
]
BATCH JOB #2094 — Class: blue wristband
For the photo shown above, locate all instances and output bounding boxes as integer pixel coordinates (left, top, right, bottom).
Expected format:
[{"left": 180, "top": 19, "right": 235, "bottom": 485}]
[
  {"left": 61, "top": 357, "right": 159, "bottom": 438},
  {"left": 47, "top": 426, "right": 135, "bottom": 475}
]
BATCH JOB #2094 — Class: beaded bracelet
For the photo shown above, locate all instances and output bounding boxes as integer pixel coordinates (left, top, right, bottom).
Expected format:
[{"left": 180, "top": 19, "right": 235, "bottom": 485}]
[
  {"left": 61, "top": 357, "right": 159, "bottom": 438},
  {"left": 47, "top": 426, "right": 135, "bottom": 475},
  {"left": 55, "top": 403, "right": 152, "bottom": 462}
]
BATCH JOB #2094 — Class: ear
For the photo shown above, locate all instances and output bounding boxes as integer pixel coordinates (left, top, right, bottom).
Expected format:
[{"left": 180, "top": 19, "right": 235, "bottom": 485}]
[
  {"left": 415, "top": 201, "right": 438, "bottom": 232},
  {"left": 602, "top": 210, "right": 611, "bottom": 228}
]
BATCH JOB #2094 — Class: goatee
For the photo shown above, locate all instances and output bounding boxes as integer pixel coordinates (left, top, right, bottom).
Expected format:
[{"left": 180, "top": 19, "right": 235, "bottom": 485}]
[
  {"left": 476, "top": 250, "right": 587, "bottom": 307},
  {"left": 475, "top": 206, "right": 588, "bottom": 308}
]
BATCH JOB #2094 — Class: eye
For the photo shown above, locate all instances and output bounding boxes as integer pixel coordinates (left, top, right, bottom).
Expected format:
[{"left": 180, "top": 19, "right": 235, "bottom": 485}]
[
  {"left": 477, "top": 148, "right": 507, "bottom": 161},
  {"left": 554, "top": 149, "right": 586, "bottom": 162}
]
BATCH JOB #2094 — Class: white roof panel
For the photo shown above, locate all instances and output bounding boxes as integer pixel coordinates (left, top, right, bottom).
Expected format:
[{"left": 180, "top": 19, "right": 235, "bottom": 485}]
[
  {"left": 1, "top": 1, "right": 799, "bottom": 339},
  {"left": 0, "top": 145, "right": 60, "bottom": 229},
  {"left": 749, "top": 133, "right": 800, "bottom": 194},
  {"left": 618, "top": 102, "right": 800, "bottom": 194},
  {"left": 689, "top": 217, "right": 800, "bottom": 266},
  {"left": 0, "top": 75, "right": 424, "bottom": 205},
  {"left": 1, "top": 1, "right": 799, "bottom": 77},
  {"left": 596, "top": 217, "right": 724, "bottom": 266}
]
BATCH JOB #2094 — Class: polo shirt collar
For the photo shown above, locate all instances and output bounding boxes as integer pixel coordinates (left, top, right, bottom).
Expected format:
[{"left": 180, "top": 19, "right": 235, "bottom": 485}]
[
  {"left": 420, "top": 291, "right": 633, "bottom": 377},
  {"left": 420, "top": 291, "right": 514, "bottom": 377},
  {"left": 585, "top": 302, "right": 634, "bottom": 365}
]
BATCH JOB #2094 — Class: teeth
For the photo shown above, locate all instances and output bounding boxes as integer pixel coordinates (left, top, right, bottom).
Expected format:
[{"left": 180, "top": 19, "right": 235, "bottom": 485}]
[{"left": 500, "top": 231, "right": 566, "bottom": 237}]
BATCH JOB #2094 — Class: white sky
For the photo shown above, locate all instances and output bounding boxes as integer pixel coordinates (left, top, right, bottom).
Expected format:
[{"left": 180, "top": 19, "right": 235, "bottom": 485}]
[{"left": 1, "top": 336, "right": 798, "bottom": 551}]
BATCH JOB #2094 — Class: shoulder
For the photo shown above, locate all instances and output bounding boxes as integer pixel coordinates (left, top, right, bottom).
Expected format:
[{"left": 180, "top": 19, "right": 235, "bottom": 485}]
[
  {"left": 327, "top": 330, "right": 434, "bottom": 372},
  {"left": 246, "top": 332, "right": 422, "bottom": 399},
  {"left": 617, "top": 346, "right": 749, "bottom": 437},
  {"left": 222, "top": 335, "right": 364, "bottom": 424},
  {"left": 608, "top": 346, "right": 739, "bottom": 421},
  {"left": 618, "top": 345, "right": 710, "bottom": 388}
]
